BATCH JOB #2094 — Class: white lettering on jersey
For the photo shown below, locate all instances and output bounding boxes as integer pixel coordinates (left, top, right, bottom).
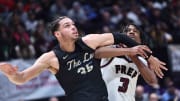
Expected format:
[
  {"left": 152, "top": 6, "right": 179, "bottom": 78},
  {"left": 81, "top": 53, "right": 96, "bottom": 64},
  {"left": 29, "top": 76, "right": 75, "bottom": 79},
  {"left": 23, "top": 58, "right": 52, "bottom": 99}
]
[
  {"left": 101, "top": 56, "right": 144, "bottom": 101},
  {"left": 66, "top": 53, "right": 94, "bottom": 75}
]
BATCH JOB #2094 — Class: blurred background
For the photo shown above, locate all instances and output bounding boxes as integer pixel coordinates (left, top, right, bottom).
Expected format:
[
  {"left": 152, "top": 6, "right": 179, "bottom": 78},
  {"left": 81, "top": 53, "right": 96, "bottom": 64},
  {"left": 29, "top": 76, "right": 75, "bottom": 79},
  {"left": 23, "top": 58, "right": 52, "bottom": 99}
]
[{"left": 0, "top": 0, "right": 180, "bottom": 101}]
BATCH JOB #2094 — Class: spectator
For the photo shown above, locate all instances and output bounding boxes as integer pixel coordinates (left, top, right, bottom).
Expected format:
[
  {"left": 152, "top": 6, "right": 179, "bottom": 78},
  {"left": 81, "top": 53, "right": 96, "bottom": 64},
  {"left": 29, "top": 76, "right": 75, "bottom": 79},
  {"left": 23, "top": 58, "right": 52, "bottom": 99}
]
[
  {"left": 12, "top": 23, "right": 35, "bottom": 59},
  {"left": 32, "top": 20, "right": 51, "bottom": 57},
  {"left": 24, "top": 10, "right": 38, "bottom": 33},
  {"left": 49, "top": 96, "right": 59, "bottom": 101},
  {"left": 0, "top": 23, "right": 11, "bottom": 60},
  {"left": 67, "top": 1, "right": 87, "bottom": 24},
  {"left": 161, "top": 77, "right": 180, "bottom": 101},
  {"left": 50, "top": 0, "right": 68, "bottom": 17},
  {"left": 135, "top": 85, "right": 148, "bottom": 101},
  {"left": 110, "top": 4, "right": 123, "bottom": 26},
  {"left": 148, "top": 92, "right": 159, "bottom": 101}
]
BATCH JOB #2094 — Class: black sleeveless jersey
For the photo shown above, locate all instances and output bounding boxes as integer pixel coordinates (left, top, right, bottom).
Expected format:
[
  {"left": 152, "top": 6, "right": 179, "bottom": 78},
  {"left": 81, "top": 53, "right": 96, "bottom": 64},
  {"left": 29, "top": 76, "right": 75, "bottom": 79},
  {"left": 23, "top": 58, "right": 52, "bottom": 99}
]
[{"left": 53, "top": 38, "right": 108, "bottom": 101}]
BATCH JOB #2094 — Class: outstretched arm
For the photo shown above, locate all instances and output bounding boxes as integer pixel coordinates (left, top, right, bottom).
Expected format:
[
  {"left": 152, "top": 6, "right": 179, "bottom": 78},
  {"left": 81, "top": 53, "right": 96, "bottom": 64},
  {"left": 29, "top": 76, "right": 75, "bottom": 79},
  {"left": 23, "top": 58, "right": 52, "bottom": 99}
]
[
  {"left": 82, "top": 33, "right": 150, "bottom": 49},
  {"left": 83, "top": 32, "right": 151, "bottom": 55},
  {"left": 95, "top": 45, "right": 150, "bottom": 59},
  {"left": 0, "top": 51, "right": 56, "bottom": 85}
]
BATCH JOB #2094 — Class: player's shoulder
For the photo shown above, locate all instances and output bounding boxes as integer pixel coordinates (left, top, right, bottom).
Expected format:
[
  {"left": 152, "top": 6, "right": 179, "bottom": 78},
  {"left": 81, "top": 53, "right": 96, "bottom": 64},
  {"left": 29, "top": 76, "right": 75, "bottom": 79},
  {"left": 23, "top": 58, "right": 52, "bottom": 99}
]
[
  {"left": 82, "top": 33, "right": 112, "bottom": 41},
  {"left": 81, "top": 34, "right": 101, "bottom": 49},
  {"left": 39, "top": 51, "right": 57, "bottom": 62},
  {"left": 81, "top": 34, "right": 100, "bottom": 43},
  {"left": 42, "top": 51, "right": 56, "bottom": 57}
]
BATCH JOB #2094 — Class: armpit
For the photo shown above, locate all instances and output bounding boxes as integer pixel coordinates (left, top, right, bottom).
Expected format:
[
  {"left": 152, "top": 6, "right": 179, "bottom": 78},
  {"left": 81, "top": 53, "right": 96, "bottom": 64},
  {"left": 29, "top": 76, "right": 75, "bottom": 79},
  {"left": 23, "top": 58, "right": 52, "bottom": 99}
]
[{"left": 48, "top": 66, "right": 58, "bottom": 74}]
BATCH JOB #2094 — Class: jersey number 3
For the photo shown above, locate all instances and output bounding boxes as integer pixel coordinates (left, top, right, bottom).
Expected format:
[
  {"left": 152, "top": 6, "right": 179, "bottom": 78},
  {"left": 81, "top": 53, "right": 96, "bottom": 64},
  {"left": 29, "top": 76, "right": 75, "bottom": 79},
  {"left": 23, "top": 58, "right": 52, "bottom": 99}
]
[{"left": 118, "top": 77, "right": 129, "bottom": 93}]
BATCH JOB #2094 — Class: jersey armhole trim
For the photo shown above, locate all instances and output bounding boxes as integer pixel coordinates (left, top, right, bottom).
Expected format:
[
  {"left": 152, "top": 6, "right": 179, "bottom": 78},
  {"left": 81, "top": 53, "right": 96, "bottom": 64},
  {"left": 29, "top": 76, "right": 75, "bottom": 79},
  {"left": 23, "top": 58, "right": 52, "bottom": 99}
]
[
  {"left": 101, "top": 58, "right": 114, "bottom": 68},
  {"left": 76, "top": 38, "right": 95, "bottom": 51}
]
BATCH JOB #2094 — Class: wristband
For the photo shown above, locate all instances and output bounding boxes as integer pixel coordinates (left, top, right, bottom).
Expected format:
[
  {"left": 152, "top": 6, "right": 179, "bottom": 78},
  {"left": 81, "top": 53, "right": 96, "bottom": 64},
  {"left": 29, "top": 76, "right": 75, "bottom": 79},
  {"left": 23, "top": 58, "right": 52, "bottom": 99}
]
[
  {"left": 145, "top": 51, "right": 152, "bottom": 60},
  {"left": 112, "top": 32, "right": 139, "bottom": 47}
]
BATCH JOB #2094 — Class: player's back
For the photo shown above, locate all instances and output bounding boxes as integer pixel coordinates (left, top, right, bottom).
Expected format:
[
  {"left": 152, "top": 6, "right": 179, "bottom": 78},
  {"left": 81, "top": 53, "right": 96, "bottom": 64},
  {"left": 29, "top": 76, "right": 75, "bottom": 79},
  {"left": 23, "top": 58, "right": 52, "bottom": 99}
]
[{"left": 101, "top": 56, "right": 140, "bottom": 101}]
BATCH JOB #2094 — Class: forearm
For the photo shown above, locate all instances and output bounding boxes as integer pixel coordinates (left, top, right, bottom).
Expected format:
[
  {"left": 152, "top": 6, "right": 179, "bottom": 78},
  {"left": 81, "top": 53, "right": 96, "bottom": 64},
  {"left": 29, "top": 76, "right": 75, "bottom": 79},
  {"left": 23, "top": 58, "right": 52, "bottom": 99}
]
[
  {"left": 95, "top": 47, "right": 132, "bottom": 58},
  {"left": 130, "top": 56, "right": 158, "bottom": 86},
  {"left": 0, "top": 63, "right": 25, "bottom": 85},
  {"left": 7, "top": 72, "right": 27, "bottom": 85},
  {"left": 0, "top": 53, "right": 52, "bottom": 85},
  {"left": 8, "top": 66, "right": 46, "bottom": 85}
]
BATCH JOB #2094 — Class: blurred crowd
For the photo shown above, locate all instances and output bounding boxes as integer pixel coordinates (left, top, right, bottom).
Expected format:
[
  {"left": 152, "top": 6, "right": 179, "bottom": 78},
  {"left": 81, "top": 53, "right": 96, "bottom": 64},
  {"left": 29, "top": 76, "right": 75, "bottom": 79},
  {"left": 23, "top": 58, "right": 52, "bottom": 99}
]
[
  {"left": 0, "top": 0, "right": 180, "bottom": 101},
  {"left": 1, "top": 0, "right": 180, "bottom": 60},
  {"left": 30, "top": 78, "right": 180, "bottom": 101}
]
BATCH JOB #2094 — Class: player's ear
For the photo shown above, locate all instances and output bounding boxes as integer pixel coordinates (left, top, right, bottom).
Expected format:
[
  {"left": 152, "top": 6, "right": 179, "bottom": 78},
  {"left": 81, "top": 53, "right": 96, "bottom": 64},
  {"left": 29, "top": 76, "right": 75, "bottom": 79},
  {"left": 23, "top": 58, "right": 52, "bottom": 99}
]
[{"left": 54, "top": 31, "right": 61, "bottom": 37}]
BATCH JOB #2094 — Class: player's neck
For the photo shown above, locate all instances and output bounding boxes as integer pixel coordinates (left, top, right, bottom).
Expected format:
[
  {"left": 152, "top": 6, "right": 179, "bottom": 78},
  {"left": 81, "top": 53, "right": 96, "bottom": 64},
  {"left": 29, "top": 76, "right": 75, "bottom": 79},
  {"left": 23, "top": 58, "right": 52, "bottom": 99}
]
[{"left": 59, "top": 40, "right": 76, "bottom": 52}]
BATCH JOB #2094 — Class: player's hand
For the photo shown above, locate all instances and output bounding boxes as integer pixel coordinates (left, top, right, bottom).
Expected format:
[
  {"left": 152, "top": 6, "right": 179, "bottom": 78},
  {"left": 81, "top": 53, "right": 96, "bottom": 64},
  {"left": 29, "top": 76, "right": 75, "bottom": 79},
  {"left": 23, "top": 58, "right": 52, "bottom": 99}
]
[
  {"left": 128, "top": 45, "right": 152, "bottom": 58},
  {"left": 147, "top": 56, "right": 168, "bottom": 78},
  {"left": 0, "top": 63, "right": 18, "bottom": 77}
]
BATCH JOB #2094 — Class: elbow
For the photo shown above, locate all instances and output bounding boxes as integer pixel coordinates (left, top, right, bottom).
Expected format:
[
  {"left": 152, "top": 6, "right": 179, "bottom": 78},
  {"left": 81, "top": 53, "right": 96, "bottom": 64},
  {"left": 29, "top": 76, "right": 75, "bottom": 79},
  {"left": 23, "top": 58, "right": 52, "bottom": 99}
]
[
  {"left": 9, "top": 78, "right": 27, "bottom": 85},
  {"left": 94, "top": 50, "right": 103, "bottom": 59},
  {"left": 94, "top": 53, "right": 100, "bottom": 59},
  {"left": 14, "top": 82, "right": 25, "bottom": 85},
  {"left": 14, "top": 80, "right": 27, "bottom": 85}
]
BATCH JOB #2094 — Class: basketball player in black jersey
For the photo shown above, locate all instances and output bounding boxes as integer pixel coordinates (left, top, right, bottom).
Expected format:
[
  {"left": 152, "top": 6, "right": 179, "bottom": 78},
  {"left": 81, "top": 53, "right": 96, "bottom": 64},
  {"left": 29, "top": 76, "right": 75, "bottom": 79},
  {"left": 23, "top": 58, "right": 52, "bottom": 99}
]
[{"left": 0, "top": 16, "right": 167, "bottom": 101}]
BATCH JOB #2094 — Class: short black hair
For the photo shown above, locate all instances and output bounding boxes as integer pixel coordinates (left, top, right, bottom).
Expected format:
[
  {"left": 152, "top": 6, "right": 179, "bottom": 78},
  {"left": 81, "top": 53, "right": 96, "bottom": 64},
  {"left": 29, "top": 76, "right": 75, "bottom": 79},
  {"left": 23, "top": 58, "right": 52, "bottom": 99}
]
[{"left": 48, "top": 16, "right": 68, "bottom": 34}]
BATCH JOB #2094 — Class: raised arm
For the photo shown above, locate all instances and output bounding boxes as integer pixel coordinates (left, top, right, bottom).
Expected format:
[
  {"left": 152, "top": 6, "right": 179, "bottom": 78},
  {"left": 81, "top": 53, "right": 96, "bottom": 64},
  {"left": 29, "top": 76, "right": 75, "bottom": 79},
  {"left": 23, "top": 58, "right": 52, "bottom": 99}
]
[{"left": 0, "top": 51, "right": 57, "bottom": 85}]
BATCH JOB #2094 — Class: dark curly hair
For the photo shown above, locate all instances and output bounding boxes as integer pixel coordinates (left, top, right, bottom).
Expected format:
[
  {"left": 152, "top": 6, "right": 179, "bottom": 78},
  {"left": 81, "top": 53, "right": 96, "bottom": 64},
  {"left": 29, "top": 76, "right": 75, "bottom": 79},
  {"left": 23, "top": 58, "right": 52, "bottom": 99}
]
[{"left": 122, "top": 23, "right": 149, "bottom": 46}]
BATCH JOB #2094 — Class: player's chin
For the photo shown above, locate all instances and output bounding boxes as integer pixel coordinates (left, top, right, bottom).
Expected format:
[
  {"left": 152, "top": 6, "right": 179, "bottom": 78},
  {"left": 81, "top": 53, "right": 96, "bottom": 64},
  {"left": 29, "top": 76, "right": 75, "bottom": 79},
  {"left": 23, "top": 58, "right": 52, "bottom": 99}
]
[
  {"left": 73, "top": 36, "right": 79, "bottom": 40},
  {"left": 74, "top": 34, "right": 80, "bottom": 38}
]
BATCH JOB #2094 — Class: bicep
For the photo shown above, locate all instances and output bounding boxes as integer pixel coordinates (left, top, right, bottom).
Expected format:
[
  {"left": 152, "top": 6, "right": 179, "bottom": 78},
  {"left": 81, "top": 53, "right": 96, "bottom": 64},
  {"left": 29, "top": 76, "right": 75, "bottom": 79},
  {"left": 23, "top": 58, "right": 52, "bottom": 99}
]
[
  {"left": 97, "top": 33, "right": 114, "bottom": 47},
  {"left": 21, "top": 53, "right": 51, "bottom": 81},
  {"left": 82, "top": 33, "right": 114, "bottom": 49}
]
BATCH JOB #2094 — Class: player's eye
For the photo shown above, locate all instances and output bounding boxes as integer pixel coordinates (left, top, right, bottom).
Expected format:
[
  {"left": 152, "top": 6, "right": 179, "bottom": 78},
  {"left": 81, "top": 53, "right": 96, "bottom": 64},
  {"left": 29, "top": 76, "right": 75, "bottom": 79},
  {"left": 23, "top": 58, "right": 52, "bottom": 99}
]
[
  {"left": 64, "top": 24, "right": 70, "bottom": 28},
  {"left": 126, "top": 28, "right": 131, "bottom": 32}
]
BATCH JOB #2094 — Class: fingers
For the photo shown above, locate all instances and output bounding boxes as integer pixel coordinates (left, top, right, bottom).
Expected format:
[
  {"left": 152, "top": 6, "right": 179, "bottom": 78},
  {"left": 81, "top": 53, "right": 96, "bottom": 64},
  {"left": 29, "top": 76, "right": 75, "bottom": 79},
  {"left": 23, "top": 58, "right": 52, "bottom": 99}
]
[
  {"left": 159, "top": 61, "right": 166, "bottom": 65},
  {"left": 1, "top": 64, "right": 17, "bottom": 76},
  {"left": 136, "top": 45, "right": 151, "bottom": 58},
  {"left": 155, "top": 58, "right": 168, "bottom": 71},
  {"left": 8, "top": 69, "right": 15, "bottom": 75},
  {"left": 137, "top": 49, "right": 147, "bottom": 58},
  {"left": 8, "top": 66, "right": 18, "bottom": 75},
  {"left": 154, "top": 64, "right": 168, "bottom": 78},
  {"left": 141, "top": 45, "right": 152, "bottom": 54},
  {"left": 147, "top": 56, "right": 168, "bottom": 79},
  {"left": 12, "top": 66, "right": 18, "bottom": 71},
  {"left": 155, "top": 68, "right": 164, "bottom": 79},
  {"left": 160, "top": 65, "right": 168, "bottom": 71}
]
